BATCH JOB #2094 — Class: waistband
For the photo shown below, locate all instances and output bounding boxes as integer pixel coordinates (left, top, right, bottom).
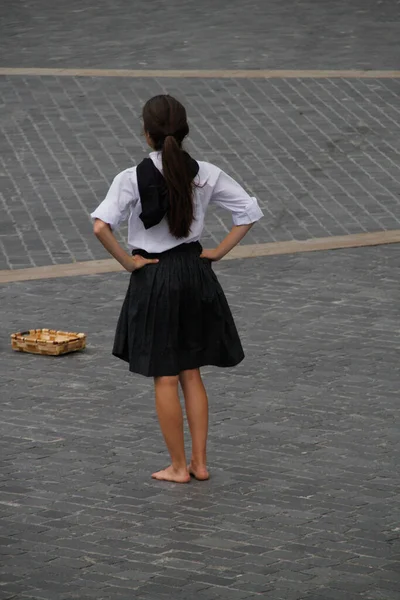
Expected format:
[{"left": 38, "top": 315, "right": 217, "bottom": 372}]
[{"left": 132, "top": 241, "right": 202, "bottom": 259}]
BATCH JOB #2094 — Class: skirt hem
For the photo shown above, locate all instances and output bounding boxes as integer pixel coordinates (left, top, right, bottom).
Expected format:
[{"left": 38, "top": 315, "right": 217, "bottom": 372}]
[{"left": 112, "top": 351, "right": 245, "bottom": 378}]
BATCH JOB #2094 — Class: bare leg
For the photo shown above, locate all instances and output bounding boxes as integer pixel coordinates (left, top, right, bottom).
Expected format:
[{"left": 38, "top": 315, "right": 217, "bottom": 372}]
[
  {"left": 152, "top": 375, "right": 190, "bottom": 483},
  {"left": 179, "top": 369, "right": 210, "bottom": 480}
]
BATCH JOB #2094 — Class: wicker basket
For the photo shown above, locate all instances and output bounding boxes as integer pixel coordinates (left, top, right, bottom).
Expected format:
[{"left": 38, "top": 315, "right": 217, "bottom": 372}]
[{"left": 11, "top": 329, "right": 86, "bottom": 356}]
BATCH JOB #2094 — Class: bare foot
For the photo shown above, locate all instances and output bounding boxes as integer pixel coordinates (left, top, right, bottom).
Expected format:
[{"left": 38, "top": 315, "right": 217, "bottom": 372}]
[
  {"left": 188, "top": 462, "right": 210, "bottom": 481},
  {"left": 151, "top": 465, "right": 191, "bottom": 483}
]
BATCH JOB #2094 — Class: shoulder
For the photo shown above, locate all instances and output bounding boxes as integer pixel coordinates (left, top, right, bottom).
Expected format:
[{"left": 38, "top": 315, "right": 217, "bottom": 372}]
[
  {"left": 109, "top": 166, "right": 138, "bottom": 189},
  {"left": 112, "top": 165, "right": 138, "bottom": 180},
  {"left": 104, "top": 166, "right": 139, "bottom": 204},
  {"left": 196, "top": 161, "right": 222, "bottom": 185}
]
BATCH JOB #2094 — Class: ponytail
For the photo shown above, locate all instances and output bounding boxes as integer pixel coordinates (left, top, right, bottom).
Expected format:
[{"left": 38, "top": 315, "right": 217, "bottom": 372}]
[
  {"left": 162, "top": 135, "right": 194, "bottom": 239},
  {"left": 142, "top": 94, "right": 196, "bottom": 239}
]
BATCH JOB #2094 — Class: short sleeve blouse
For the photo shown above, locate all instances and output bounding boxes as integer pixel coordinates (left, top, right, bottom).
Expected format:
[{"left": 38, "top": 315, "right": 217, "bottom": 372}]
[{"left": 91, "top": 152, "right": 263, "bottom": 252}]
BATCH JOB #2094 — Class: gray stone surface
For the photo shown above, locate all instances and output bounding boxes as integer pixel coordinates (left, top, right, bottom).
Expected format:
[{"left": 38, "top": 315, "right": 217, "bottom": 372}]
[
  {"left": 1, "top": 0, "right": 400, "bottom": 70},
  {"left": 1, "top": 2, "right": 400, "bottom": 598},
  {"left": 1, "top": 74, "right": 400, "bottom": 269},
  {"left": 1, "top": 244, "right": 400, "bottom": 599}
]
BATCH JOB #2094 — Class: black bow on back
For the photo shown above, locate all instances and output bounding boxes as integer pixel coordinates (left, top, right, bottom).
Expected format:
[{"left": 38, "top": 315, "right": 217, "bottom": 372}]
[{"left": 137, "top": 154, "right": 199, "bottom": 230}]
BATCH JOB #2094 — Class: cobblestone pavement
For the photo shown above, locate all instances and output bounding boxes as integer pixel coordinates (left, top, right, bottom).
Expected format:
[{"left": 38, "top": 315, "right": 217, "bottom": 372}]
[
  {"left": 1, "top": 74, "right": 400, "bottom": 269},
  {"left": 1, "top": 0, "right": 400, "bottom": 70},
  {"left": 1, "top": 1, "right": 400, "bottom": 598},
  {"left": 1, "top": 245, "right": 400, "bottom": 599}
]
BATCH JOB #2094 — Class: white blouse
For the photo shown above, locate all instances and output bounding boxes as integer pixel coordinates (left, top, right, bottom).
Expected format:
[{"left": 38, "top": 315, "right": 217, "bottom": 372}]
[{"left": 91, "top": 152, "right": 263, "bottom": 253}]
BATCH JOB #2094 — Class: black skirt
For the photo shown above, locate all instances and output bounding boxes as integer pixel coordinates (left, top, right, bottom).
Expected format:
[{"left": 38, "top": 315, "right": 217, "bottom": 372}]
[{"left": 112, "top": 241, "right": 244, "bottom": 377}]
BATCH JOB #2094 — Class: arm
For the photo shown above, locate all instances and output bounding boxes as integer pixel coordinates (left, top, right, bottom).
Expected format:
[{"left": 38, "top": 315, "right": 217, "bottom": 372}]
[
  {"left": 94, "top": 219, "right": 158, "bottom": 272},
  {"left": 202, "top": 168, "right": 263, "bottom": 260},
  {"left": 201, "top": 224, "right": 254, "bottom": 261},
  {"left": 91, "top": 170, "right": 158, "bottom": 271}
]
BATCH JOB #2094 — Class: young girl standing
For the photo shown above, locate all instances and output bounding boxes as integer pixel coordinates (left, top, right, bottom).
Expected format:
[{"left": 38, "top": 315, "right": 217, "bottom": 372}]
[{"left": 91, "top": 95, "right": 263, "bottom": 483}]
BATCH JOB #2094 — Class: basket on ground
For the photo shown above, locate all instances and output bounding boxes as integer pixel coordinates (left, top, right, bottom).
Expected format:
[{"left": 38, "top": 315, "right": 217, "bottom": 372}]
[{"left": 11, "top": 329, "right": 86, "bottom": 356}]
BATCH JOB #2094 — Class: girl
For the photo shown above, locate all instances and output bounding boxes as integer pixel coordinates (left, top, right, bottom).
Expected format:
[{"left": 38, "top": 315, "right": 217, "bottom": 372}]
[{"left": 91, "top": 94, "right": 263, "bottom": 483}]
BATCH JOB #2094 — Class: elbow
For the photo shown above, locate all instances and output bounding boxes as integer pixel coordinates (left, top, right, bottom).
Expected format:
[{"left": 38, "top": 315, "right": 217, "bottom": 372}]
[{"left": 93, "top": 219, "right": 109, "bottom": 237}]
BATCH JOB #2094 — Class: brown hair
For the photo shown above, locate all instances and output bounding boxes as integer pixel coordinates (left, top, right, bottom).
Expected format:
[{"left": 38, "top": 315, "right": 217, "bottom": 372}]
[{"left": 142, "top": 95, "right": 194, "bottom": 238}]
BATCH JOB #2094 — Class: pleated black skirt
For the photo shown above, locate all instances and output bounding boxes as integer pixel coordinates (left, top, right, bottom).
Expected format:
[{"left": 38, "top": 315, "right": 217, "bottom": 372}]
[{"left": 112, "top": 241, "right": 244, "bottom": 377}]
